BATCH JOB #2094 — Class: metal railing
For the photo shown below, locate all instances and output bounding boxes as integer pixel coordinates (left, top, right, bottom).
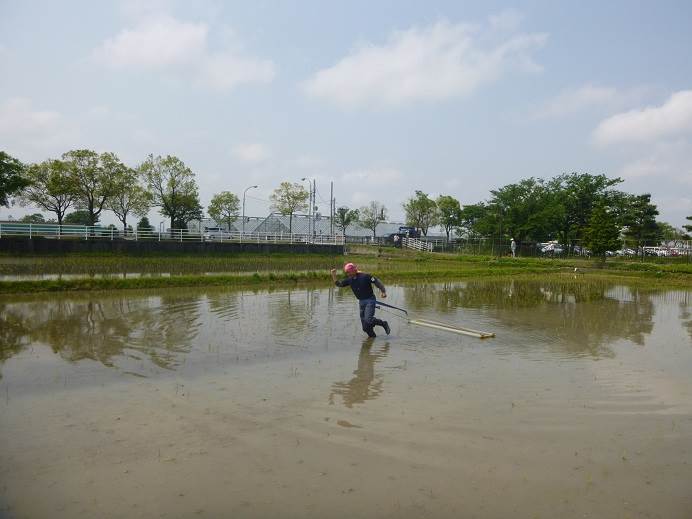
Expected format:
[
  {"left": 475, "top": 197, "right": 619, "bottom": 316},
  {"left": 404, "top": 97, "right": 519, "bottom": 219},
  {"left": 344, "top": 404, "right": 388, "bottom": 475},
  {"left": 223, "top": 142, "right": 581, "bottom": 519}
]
[{"left": 0, "top": 223, "right": 345, "bottom": 246}]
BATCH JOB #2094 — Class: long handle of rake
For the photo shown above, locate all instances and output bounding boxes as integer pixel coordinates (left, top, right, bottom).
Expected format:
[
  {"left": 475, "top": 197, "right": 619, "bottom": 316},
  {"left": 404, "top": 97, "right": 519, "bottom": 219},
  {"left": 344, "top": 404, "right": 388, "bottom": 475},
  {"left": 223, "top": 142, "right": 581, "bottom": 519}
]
[{"left": 375, "top": 300, "right": 408, "bottom": 316}]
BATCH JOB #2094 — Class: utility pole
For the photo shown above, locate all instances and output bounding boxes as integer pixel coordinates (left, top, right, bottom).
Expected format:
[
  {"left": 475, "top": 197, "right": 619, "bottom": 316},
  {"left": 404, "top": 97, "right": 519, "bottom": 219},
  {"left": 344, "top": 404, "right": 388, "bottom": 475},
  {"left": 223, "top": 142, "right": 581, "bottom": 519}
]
[{"left": 330, "top": 181, "right": 333, "bottom": 235}]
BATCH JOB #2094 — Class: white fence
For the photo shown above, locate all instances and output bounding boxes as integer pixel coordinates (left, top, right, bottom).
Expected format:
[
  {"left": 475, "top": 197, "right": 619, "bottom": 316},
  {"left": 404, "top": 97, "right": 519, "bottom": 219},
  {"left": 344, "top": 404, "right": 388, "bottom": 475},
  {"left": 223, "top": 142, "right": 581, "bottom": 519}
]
[
  {"left": 0, "top": 223, "right": 345, "bottom": 246},
  {"left": 402, "top": 237, "right": 433, "bottom": 252}
]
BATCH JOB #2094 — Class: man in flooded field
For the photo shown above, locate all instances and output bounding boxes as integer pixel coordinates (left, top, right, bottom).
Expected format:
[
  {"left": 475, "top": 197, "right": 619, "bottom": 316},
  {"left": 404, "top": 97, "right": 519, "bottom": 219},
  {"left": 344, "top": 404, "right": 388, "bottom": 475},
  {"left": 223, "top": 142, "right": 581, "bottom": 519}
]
[{"left": 331, "top": 263, "right": 390, "bottom": 338}]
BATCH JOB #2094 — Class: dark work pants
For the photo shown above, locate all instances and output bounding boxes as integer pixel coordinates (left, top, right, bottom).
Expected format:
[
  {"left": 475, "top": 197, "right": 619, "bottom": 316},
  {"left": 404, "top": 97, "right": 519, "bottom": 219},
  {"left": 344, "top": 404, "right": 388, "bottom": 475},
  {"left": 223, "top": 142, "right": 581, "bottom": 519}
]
[{"left": 359, "top": 298, "right": 385, "bottom": 337}]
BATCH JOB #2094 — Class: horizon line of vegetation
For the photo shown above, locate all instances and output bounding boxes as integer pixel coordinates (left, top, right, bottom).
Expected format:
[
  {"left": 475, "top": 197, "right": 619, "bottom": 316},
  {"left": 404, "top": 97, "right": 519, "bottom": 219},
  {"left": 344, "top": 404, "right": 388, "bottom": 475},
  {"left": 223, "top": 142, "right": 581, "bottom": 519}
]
[
  {"left": 1, "top": 263, "right": 690, "bottom": 295},
  {"left": 1, "top": 150, "right": 691, "bottom": 262}
]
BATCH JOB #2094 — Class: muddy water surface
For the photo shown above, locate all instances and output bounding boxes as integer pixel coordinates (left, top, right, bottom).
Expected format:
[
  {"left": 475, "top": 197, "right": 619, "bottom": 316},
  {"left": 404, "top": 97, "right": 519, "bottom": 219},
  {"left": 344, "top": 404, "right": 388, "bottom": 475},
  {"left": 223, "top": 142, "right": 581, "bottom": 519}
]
[{"left": 1, "top": 279, "right": 691, "bottom": 518}]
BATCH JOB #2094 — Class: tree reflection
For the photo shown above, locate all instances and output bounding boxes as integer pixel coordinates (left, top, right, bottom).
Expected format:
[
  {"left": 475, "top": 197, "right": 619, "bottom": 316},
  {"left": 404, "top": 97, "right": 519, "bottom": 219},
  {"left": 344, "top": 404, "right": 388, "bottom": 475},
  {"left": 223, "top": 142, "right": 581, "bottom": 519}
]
[
  {"left": 205, "top": 290, "right": 240, "bottom": 321},
  {"left": 0, "top": 304, "right": 31, "bottom": 366},
  {"left": 680, "top": 292, "right": 692, "bottom": 344},
  {"left": 403, "top": 280, "right": 657, "bottom": 357},
  {"left": 329, "top": 339, "right": 390, "bottom": 407},
  {"left": 0, "top": 294, "right": 202, "bottom": 372},
  {"left": 267, "top": 288, "right": 319, "bottom": 343}
]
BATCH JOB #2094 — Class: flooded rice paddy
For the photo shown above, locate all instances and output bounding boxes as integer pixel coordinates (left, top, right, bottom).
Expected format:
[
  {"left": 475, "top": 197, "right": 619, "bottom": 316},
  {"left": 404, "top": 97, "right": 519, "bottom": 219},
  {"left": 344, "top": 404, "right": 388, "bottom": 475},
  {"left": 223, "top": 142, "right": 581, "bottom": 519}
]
[{"left": 1, "top": 279, "right": 691, "bottom": 518}]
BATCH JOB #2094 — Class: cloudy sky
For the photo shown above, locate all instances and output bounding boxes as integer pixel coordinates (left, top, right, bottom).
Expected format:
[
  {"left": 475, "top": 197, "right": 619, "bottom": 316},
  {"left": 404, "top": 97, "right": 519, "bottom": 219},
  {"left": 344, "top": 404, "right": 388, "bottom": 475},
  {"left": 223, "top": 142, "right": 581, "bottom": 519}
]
[{"left": 1, "top": 0, "right": 691, "bottom": 227}]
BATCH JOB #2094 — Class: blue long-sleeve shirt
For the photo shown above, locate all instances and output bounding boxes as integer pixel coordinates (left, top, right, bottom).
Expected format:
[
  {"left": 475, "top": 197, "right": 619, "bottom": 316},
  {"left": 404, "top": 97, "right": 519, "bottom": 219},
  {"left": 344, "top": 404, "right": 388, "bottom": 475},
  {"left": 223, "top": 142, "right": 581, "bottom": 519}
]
[{"left": 335, "top": 272, "right": 385, "bottom": 300}]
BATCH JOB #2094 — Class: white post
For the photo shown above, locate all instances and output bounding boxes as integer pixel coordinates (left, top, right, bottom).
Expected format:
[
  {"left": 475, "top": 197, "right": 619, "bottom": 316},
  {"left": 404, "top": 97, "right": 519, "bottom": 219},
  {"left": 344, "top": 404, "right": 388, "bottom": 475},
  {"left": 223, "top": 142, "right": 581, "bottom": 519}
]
[{"left": 29, "top": 223, "right": 32, "bottom": 239}]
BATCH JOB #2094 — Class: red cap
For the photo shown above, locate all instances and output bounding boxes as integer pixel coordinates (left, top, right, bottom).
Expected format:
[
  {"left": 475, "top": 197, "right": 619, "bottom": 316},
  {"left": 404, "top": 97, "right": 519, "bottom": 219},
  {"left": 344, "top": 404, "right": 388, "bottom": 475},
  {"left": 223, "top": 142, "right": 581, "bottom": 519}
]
[{"left": 343, "top": 262, "right": 357, "bottom": 273}]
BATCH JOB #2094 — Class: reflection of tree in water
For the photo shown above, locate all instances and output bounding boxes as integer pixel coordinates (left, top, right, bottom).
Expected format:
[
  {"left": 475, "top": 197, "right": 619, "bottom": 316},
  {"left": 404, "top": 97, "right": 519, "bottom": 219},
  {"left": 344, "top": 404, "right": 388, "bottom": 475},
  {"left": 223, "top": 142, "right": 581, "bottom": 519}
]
[
  {"left": 0, "top": 304, "right": 31, "bottom": 374},
  {"left": 0, "top": 294, "right": 202, "bottom": 371},
  {"left": 403, "top": 280, "right": 657, "bottom": 357},
  {"left": 680, "top": 292, "right": 692, "bottom": 344},
  {"left": 268, "top": 288, "right": 319, "bottom": 342},
  {"left": 127, "top": 293, "right": 202, "bottom": 368},
  {"left": 329, "top": 340, "right": 390, "bottom": 407},
  {"left": 404, "top": 280, "right": 631, "bottom": 312},
  {"left": 205, "top": 290, "right": 240, "bottom": 321}
]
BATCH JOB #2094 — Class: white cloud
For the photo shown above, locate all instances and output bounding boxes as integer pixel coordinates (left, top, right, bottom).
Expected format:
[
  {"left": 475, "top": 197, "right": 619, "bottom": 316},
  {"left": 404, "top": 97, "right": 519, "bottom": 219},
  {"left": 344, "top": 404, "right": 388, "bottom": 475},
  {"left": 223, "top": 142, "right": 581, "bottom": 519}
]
[
  {"left": 0, "top": 44, "right": 10, "bottom": 62},
  {"left": 231, "top": 142, "right": 271, "bottom": 163},
  {"left": 292, "top": 154, "right": 325, "bottom": 169},
  {"left": 94, "top": 16, "right": 207, "bottom": 68},
  {"left": 86, "top": 105, "right": 113, "bottom": 118},
  {"left": 198, "top": 51, "right": 275, "bottom": 90},
  {"left": 93, "top": 15, "right": 276, "bottom": 91},
  {"left": 593, "top": 90, "right": 692, "bottom": 146},
  {"left": 118, "top": 0, "right": 173, "bottom": 21},
  {"left": 340, "top": 167, "right": 402, "bottom": 186},
  {"left": 0, "top": 98, "right": 79, "bottom": 159},
  {"left": 489, "top": 9, "right": 524, "bottom": 32},
  {"left": 592, "top": 90, "right": 692, "bottom": 226},
  {"left": 617, "top": 139, "right": 692, "bottom": 184},
  {"left": 0, "top": 98, "right": 62, "bottom": 134},
  {"left": 302, "top": 18, "right": 547, "bottom": 109},
  {"left": 536, "top": 84, "right": 619, "bottom": 119}
]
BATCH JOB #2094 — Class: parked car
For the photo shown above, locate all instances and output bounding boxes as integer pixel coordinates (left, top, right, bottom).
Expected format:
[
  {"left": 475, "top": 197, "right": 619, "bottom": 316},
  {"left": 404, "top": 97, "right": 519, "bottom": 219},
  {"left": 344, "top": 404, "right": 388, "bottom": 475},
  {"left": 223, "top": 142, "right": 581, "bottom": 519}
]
[
  {"left": 398, "top": 226, "right": 420, "bottom": 238},
  {"left": 203, "top": 227, "right": 232, "bottom": 240},
  {"left": 538, "top": 242, "right": 565, "bottom": 255}
]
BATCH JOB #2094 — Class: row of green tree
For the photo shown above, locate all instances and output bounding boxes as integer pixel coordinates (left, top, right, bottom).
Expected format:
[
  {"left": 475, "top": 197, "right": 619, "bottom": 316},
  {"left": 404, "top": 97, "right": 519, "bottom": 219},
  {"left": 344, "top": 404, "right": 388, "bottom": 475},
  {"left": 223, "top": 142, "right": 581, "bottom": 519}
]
[
  {"left": 0, "top": 150, "right": 340, "bottom": 233},
  {"left": 1, "top": 150, "right": 204, "bottom": 230},
  {"left": 2, "top": 151, "right": 690, "bottom": 247},
  {"left": 391, "top": 174, "right": 691, "bottom": 254}
]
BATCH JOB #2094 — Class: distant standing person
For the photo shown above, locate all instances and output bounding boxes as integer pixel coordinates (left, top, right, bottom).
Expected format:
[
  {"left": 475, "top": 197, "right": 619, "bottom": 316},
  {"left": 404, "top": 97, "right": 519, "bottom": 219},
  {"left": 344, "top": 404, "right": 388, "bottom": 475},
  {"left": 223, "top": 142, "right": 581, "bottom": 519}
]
[
  {"left": 331, "top": 263, "right": 390, "bottom": 338},
  {"left": 511, "top": 238, "right": 516, "bottom": 258}
]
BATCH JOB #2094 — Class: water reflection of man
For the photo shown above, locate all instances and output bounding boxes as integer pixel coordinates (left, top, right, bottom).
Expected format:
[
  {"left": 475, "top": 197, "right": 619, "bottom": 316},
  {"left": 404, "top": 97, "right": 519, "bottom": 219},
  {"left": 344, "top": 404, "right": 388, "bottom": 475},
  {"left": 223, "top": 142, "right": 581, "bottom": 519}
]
[
  {"left": 329, "top": 339, "right": 390, "bottom": 407},
  {"left": 331, "top": 262, "right": 390, "bottom": 338}
]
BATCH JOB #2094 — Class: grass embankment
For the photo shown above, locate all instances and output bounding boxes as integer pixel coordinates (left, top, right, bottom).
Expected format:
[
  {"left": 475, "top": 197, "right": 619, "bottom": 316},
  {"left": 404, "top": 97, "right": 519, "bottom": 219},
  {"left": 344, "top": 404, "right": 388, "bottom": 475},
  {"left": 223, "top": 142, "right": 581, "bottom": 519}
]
[{"left": 0, "top": 248, "right": 690, "bottom": 294}]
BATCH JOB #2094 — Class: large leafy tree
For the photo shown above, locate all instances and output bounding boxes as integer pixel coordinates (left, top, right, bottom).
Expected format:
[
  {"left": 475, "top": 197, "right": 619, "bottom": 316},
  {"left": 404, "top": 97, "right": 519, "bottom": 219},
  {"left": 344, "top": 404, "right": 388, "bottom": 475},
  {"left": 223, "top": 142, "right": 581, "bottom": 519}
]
[
  {"left": 456, "top": 203, "right": 490, "bottom": 238},
  {"left": 270, "top": 182, "right": 309, "bottom": 233},
  {"left": 621, "top": 193, "right": 660, "bottom": 249},
  {"left": 137, "top": 216, "right": 154, "bottom": 232},
  {"left": 585, "top": 203, "right": 622, "bottom": 262},
  {"left": 64, "top": 210, "right": 96, "bottom": 226},
  {"left": 107, "top": 167, "right": 151, "bottom": 232},
  {"left": 20, "top": 159, "right": 75, "bottom": 225},
  {"left": 334, "top": 206, "right": 359, "bottom": 235},
  {"left": 483, "top": 178, "right": 562, "bottom": 245},
  {"left": 63, "top": 150, "right": 122, "bottom": 226},
  {"left": 550, "top": 173, "right": 623, "bottom": 245},
  {"left": 19, "top": 213, "right": 46, "bottom": 223},
  {"left": 436, "top": 195, "right": 461, "bottom": 241},
  {"left": 172, "top": 193, "right": 203, "bottom": 229},
  {"left": 403, "top": 190, "right": 438, "bottom": 236},
  {"left": 140, "top": 154, "right": 203, "bottom": 230},
  {"left": 207, "top": 191, "right": 240, "bottom": 231},
  {"left": 683, "top": 216, "right": 691, "bottom": 236},
  {"left": 359, "top": 201, "right": 387, "bottom": 239},
  {"left": 0, "top": 151, "right": 29, "bottom": 207}
]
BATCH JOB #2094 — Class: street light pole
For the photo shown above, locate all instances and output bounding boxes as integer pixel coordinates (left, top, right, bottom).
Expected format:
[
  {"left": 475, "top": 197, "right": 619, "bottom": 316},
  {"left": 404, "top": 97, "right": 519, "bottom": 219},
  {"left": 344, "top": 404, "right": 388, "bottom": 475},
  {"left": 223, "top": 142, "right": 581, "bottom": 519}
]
[
  {"left": 242, "top": 185, "right": 258, "bottom": 236},
  {"left": 301, "top": 177, "right": 312, "bottom": 239}
]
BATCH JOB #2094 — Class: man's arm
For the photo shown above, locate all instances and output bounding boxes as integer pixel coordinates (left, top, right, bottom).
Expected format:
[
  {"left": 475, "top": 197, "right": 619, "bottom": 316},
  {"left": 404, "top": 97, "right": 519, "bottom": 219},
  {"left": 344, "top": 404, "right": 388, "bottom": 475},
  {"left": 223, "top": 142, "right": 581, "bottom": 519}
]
[
  {"left": 372, "top": 276, "right": 387, "bottom": 298},
  {"left": 331, "top": 268, "right": 350, "bottom": 287}
]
